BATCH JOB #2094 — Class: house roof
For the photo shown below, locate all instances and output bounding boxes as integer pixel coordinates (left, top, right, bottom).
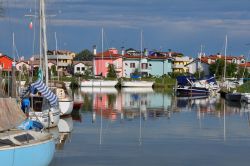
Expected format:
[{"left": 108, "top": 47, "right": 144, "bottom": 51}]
[
  {"left": 185, "top": 58, "right": 210, "bottom": 67},
  {"left": 73, "top": 61, "right": 93, "bottom": 66},
  {"left": 0, "top": 54, "right": 13, "bottom": 61},
  {"left": 207, "top": 54, "right": 245, "bottom": 60},
  {"left": 95, "top": 50, "right": 122, "bottom": 59},
  {"left": 239, "top": 62, "right": 250, "bottom": 68},
  {"left": 47, "top": 50, "right": 76, "bottom": 55}
]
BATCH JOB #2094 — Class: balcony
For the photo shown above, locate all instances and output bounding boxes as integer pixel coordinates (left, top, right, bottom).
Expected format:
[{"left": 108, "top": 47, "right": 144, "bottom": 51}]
[{"left": 172, "top": 64, "right": 185, "bottom": 68}]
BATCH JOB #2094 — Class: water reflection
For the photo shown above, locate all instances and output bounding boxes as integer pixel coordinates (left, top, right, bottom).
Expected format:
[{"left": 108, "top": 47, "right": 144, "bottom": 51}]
[
  {"left": 47, "top": 116, "right": 73, "bottom": 150},
  {"left": 50, "top": 88, "right": 250, "bottom": 166}
]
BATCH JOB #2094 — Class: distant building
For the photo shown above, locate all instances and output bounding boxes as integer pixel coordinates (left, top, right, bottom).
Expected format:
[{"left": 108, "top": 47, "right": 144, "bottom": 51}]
[
  {"left": 172, "top": 56, "right": 193, "bottom": 73},
  {"left": 0, "top": 54, "right": 13, "bottom": 71},
  {"left": 73, "top": 61, "right": 92, "bottom": 75},
  {"left": 47, "top": 50, "right": 76, "bottom": 71},
  {"left": 202, "top": 54, "right": 246, "bottom": 65},
  {"left": 94, "top": 48, "right": 123, "bottom": 78},
  {"left": 16, "top": 61, "right": 30, "bottom": 72},
  {"left": 185, "top": 58, "right": 210, "bottom": 76},
  {"left": 147, "top": 55, "right": 172, "bottom": 77}
]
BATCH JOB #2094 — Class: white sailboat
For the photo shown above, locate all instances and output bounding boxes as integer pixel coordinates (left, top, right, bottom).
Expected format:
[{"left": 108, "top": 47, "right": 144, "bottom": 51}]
[
  {"left": 80, "top": 28, "right": 118, "bottom": 87},
  {"left": 49, "top": 82, "right": 73, "bottom": 116},
  {"left": 121, "top": 30, "right": 154, "bottom": 87},
  {"left": 0, "top": 98, "right": 55, "bottom": 166},
  {"left": 24, "top": 0, "right": 60, "bottom": 128}
]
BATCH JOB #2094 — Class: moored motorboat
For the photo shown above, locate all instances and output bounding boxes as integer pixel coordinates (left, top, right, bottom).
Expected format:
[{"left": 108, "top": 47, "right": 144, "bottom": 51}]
[
  {"left": 241, "top": 93, "right": 250, "bottom": 103},
  {"left": 121, "top": 80, "right": 154, "bottom": 87},
  {"left": 81, "top": 79, "right": 118, "bottom": 87},
  {"left": 225, "top": 92, "right": 242, "bottom": 102}
]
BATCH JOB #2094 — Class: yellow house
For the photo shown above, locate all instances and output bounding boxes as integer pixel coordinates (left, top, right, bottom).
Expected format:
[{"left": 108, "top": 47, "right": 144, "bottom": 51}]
[
  {"left": 47, "top": 50, "right": 76, "bottom": 70},
  {"left": 172, "top": 56, "right": 193, "bottom": 73}
]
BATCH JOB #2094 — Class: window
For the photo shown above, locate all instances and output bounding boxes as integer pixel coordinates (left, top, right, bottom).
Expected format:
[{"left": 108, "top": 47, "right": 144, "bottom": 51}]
[
  {"left": 141, "top": 63, "right": 148, "bottom": 69},
  {"left": 130, "top": 63, "right": 135, "bottom": 68},
  {"left": 77, "top": 67, "right": 80, "bottom": 71},
  {"left": 241, "top": 59, "right": 245, "bottom": 64},
  {"left": 81, "top": 67, "right": 85, "bottom": 71}
]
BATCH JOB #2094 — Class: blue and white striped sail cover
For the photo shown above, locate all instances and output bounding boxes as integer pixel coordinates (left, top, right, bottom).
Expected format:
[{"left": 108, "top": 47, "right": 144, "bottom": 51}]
[{"left": 30, "top": 79, "right": 58, "bottom": 107}]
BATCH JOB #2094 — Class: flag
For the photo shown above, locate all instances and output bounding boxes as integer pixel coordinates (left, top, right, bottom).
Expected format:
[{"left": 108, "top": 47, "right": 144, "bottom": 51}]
[
  {"left": 38, "top": 68, "right": 43, "bottom": 80},
  {"left": 29, "top": 21, "right": 33, "bottom": 30}
]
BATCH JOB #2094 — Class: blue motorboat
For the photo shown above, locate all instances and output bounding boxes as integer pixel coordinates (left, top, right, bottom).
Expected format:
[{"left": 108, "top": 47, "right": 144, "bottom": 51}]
[{"left": 175, "top": 76, "right": 217, "bottom": 97}]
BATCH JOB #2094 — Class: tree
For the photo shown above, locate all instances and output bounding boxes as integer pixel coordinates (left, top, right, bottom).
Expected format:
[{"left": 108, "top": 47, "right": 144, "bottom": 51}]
[
  {"left": 209, "top": 59, "right": 237, "bottom": 78},
  {"left": 51, "top": 65, "right": 57, "bottom": 76},
  {"left": 209, "top": 59, "right": 224, "bottom": 78},
  {"left": 236, "top": 67, "right": 250, "bottom": 78},
  {"left": 74, "top": 49, "right": 93, "bottom": 61},
  {"left": 107, "top": 64, "right": 117, "bottom": 78}
]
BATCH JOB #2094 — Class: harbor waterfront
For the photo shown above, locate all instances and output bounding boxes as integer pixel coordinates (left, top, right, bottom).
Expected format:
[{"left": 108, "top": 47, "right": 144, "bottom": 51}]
[{"left": 49, "top": 88, "right": 250, "bottom": 166}]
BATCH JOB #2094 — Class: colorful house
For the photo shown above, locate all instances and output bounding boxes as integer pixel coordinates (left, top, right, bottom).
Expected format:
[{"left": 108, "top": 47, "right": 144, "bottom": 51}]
[
  {"left": 94, "top": 48, "right": 123, "bottom": 78},
  {"left": 201, "top": 54, "right": 246, "bottom": 65},
  {"left": 0, "top": 54, "right": 13, "bottom": 71},
  {"left": 172, "top": 56, "right": 193, "bottom": 73},
  {"left": 147, "top": 55, "right": 172, "bottom": 76},
  {"left": 122, "top": 55, "right": 150, "bottom": 78}
]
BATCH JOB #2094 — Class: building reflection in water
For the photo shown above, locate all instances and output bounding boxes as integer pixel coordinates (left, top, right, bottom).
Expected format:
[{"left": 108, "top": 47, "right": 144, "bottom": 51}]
[{"left": 80, "top": 87, "right": 173, "bottom": 122}]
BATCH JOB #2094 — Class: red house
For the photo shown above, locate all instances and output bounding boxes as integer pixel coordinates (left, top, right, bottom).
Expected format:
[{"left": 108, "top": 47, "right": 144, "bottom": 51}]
[{"left": 0, "top": 54, "right": 13, "bottom": 71}]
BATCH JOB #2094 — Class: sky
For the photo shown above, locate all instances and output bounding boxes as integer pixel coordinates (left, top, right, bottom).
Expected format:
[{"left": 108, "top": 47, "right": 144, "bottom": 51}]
[{"left": 0, "top": 0, "right": 250, "bottom": 59}]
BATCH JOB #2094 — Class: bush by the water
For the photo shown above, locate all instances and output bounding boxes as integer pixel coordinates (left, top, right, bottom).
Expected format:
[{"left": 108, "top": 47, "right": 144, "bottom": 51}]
[{"left": 237, "top": 81, "right": 250, "bottom": 93}]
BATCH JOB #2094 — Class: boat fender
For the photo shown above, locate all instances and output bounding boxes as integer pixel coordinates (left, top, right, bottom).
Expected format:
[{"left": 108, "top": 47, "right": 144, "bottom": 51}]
[{"left": 49, "top": 111, "right": 54, "bottom": 124}]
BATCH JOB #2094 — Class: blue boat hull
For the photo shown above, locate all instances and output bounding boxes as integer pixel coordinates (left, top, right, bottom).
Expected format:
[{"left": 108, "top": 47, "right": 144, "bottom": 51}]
[
  {"left": 0, "top": 138, "right": 55, "bottom": 166},
  {"left": 176, "top": 87, "right": 209, "bottom": 97}
]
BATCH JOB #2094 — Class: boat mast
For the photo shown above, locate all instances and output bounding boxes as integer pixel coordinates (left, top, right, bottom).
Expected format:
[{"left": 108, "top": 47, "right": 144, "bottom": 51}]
[
  {"left": 55, "top": 32, "right": 59, "bottom": 81},
  {"left": 140, "top": 29, "right": 143, "bottom": 79},
  {"left": 101, "top": 28, "right": 103, "bottom": 77},
  {"left": 223, "top": 35, "right": 227, "bottom": 82},
  {"left": 40, "top": 0, "right": 49, "bottom": 86}
]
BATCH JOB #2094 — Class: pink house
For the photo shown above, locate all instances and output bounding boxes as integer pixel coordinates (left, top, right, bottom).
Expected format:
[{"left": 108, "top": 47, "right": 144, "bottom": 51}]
[{"left": 94, "top": 48, "right": 123, "bottom": 78}]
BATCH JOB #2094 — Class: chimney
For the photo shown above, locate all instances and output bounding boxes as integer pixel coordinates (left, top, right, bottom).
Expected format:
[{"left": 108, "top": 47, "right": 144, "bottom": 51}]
[
  {"left": 121, "top": 47, "right": 125, "bottom": 56},
  {"left": 93, "top": 45, "right": 97, "bottom": 56},
  {"left": 217, "top": 53, "right": 221, "bottom": 58}
]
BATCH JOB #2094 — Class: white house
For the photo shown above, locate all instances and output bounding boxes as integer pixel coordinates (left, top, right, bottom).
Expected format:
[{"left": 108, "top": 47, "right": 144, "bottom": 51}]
[
  {"left": 73, "top": 61, "right": 92, "bottom": 75},
  {"left": 185, "top": 58, "right": 210, "bottom": 76},
  {"left": 16, "top": 61, "right": 30, "bottom": 72}
]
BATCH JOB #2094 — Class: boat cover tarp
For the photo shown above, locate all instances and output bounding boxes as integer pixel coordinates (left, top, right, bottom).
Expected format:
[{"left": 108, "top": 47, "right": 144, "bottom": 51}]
[
  {"left": 18, "top": 119, "right": 43, "bottom": 130},
  {"left": 131, "top": 75, "right": 141, "bottom": 79},
  {"left": 176, "top": 76, "right": 196, "bottom": 86},
  {"left": 0, "top": 98, "right": 26, "bottom": 132},
  {"left": 205, "top": 76, "right": 217, "bottom": 84},
  {"left": 30, "top": 79, "right": 58, "bottom": 107}
]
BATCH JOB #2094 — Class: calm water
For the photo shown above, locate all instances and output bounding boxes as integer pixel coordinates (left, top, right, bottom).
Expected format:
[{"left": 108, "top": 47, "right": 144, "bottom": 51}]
[{"left": 50, "top": 87, "right": 250, "bottom": 166}]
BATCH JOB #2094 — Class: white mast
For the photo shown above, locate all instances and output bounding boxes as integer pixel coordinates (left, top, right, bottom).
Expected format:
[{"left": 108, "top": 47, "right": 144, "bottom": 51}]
[
  {"left": 140, "top": 29, "right": 143, "bottom": 79},
  {"left": 101, "top": 27, "right": 103, "bottom": 77},
  {"left": 40, "top": 0, "right": 49, "bottom": 86},
  {"left": 223, "top": 35, "right": 227, "bottom": 82},
  {"left": 55, "top": 32, "right": 59, "bottom": 81}
]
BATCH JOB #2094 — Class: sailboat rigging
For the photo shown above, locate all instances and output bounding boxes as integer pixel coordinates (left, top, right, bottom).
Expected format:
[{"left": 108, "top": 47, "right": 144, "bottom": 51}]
[{"left": 80, "top": 28, "right": 118, "bottom": 87}]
